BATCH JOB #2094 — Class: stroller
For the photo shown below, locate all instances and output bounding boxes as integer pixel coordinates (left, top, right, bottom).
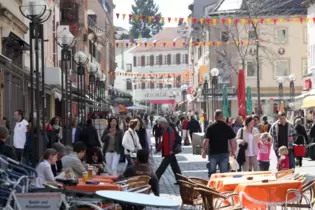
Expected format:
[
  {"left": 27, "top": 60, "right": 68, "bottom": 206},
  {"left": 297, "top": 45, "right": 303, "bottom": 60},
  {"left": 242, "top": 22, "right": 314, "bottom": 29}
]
[{"left": 85, "top": 147, "right": 110, "bottom": 175}]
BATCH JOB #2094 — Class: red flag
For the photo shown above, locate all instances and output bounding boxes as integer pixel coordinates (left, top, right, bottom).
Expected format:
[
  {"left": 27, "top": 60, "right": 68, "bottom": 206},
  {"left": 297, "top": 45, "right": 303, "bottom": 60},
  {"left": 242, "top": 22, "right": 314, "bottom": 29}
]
[
  {"left": 247, "top": 19, "right": 251, "bottom": 24},
  {"left": 182, "top": 42, "right": 186, "bottom": 47},
  {"left": 211, "top": 42, "right": 215, "bottom": 46},
  {"left": 193, "top": 17, "right": 197, "bottom": 24},
  {"left": 115, "top": 43, "right": 119, "bottom": 48},
  {"left": 129, "top": 14, "right": 133, "bottom": 20},
  {"left": 173, "top": 42, "right": 176, "bottom": 47},
  {"left": 116, "top": 13, "right": 120, "bottom": 19},
  {"left": 141, "top": 16, "right": 146, "bottom": 22},
  {"left": 179, "top": 18, "right": 184, "bottom": 23},
  {"left": 260, "top": 18, "right": 264, "bottom": 24},
  {"left": 144, "top": 42, "right": 147, "bottom": 47},
  {"left": 241, "top": 41, "right": 244, "bottom": 46},
  {"left": 153, "top": 42, "right": 157, "bottom": 47},
  {"left": 273, "top": 19, "right": 277, "bottom": 24},
  {"left": 313, "top": 17, "right": 315, "bottom": 23},
  {"left": 300, "top": 17, "right": 304, "bottom": 23},
  {"left": 168, "top": 17, "right": 171, "bottom": 22},
  {"left": 234, "top": 18, "right": 239, "bottom": 24},
  {"left": 126, "top": 43, "right": 129, "bottom": 48},
  {"left": 193, "top": 42, "right": 197, "bottom": 46},
  {"left": 221, "top": 18, "right": 226, "bottom": 24},
  {"left": 203, "top": 42, "right": 207, "bottom": 46},
  {"left": 163, "top": 42, "right": 166, "bottom": 47},
  {"left": 155, "top": 16, "right": 159, "bottom": 22},
  {"left": 206, "top": 18, "right": 211, "bottom": 25}
]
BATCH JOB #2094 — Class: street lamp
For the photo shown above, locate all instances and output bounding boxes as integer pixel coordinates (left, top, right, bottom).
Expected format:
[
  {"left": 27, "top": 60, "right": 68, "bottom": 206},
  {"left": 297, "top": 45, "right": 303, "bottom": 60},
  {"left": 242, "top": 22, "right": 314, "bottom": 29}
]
[
  {"left": 288, "top": 74, "right": 296, "bottom": 110},
  {"left": 99, "top": 73, "right": 106, "bottom": 108},
  {"left": 20, "top": 0, "right": 51, "bottom": 165},
  {"left": 202, "top": 74, "right": 209, "bottom": 124},
  {"left": 276, "top": 76, "right": 285, "bottom": 107},
  {"left": 210, "top": 68, "right": 219, "bottom": 120},
  {"left": 57, "top": 27, "right": 75, "bottom": 145},
  {"left": 88, "top": 63, "right": 99, "bottom": 112},
  {"left": 73, "top": 51, "right": 88, "bottom": 123},
  {"left": 180, "top": 84, "right": 188, "bottom": 112}
]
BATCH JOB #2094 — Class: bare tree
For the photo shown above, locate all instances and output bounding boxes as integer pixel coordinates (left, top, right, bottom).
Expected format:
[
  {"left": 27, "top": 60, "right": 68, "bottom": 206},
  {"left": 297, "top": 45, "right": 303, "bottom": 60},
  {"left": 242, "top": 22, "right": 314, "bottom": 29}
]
[{"left": 204, "top": 0, "right": 306, "bottom": 115}]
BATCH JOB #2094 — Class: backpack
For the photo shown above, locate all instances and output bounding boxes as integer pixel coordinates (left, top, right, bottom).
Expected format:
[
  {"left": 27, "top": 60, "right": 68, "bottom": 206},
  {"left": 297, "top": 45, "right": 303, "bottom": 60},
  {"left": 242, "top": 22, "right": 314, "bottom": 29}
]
[{"left": 260, "top": 124, "right": 269, "bottom": 133}]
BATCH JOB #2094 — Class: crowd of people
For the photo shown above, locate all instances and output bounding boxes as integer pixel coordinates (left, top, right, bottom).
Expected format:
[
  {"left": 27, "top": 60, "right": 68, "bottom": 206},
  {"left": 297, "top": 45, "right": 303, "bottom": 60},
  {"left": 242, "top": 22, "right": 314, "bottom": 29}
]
[{"left": 0, "top": 108, "right": 313, "bottom": 196}]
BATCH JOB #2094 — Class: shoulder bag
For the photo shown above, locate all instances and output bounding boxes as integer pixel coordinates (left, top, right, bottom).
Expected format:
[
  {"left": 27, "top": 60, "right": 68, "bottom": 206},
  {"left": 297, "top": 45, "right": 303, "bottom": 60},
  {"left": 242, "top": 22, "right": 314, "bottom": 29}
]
[
  {"left": 128, "top": 131, "right": 138, "bottom": 158},
  {"left": 169, "top": 128, "right": 182, "bottom": 154}
]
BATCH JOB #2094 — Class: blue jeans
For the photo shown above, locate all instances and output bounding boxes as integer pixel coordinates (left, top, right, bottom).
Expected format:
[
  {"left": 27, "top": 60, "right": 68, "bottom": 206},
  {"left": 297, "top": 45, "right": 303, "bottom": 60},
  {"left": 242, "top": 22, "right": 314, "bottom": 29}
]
[
  {"left": 207, "top": 153, "right": 229, "bottom": 178},
  {"left": 288, "top": 150, "right": 295, "bottom": 169}
]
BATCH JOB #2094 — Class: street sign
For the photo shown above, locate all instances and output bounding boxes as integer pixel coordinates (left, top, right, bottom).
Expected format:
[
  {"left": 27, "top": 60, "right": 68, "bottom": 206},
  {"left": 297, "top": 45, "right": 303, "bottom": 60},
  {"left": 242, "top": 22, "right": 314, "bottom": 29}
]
[{"left": 16, "top": 193, "right": 63, "bottom": 210}]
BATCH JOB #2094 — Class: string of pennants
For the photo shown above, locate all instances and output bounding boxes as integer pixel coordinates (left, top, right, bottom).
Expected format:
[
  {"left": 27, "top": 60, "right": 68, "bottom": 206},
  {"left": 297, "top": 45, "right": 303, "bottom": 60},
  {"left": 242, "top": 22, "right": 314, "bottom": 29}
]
[
  {"left": 115, "top": 13, "right": 313, "bottom": 25},
  {"left": 108, "top": 72, "right": 193, "bottom": 78},
  {"left": 127, "top": 79, "right": 187, "bottom": 84},
  {"left": 112, "top": 40, "right": 264, "bottom": 48}
]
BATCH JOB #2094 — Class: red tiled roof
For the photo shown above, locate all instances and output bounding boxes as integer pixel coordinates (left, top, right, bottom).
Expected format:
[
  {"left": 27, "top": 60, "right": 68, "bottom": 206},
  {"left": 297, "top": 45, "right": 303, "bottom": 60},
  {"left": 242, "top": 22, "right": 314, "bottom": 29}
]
[{"left": 130, "top": 27, "right": 188, "bottom": 53}]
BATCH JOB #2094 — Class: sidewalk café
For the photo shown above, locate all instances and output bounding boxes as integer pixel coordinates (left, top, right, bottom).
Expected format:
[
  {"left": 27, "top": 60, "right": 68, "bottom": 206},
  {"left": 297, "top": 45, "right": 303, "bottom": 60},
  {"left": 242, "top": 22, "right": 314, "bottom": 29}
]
[{"left": 1, "top": 148, "right": 314, "bottom": 210}]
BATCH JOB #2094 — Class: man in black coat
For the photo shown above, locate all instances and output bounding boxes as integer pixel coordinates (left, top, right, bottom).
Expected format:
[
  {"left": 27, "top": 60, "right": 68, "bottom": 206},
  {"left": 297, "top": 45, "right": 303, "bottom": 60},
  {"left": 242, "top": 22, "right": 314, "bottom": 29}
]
[
  {"left": 0, "top": 126, "right": 16, "bottom": 160},
  {"left": 187, "top": 116, "right": 201, "bottom": 145}
]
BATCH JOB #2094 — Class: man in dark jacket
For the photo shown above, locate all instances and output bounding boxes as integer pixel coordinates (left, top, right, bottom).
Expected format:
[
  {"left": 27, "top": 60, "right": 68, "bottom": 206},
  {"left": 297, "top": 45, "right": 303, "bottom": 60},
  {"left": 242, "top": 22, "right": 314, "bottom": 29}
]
[
  {"left": 81, "top": 119, "right": 101, "bottom": 149},
  {"left": 0, "top": 126, "right": 16, "bottom": 160},
  {"left": 155, "top": 118, "right": 182, "bottom": 185},
  {"left": 152, "top": 120, "right": 162, "bottom": 148},
  {"left": 187, "top": 116, "right": 201, "bottom": 144}
]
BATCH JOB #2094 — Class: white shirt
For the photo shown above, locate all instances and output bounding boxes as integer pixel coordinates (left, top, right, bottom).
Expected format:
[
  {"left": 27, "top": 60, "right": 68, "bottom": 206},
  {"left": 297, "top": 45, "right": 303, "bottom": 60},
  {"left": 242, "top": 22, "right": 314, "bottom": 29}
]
[
  {"left": 122, "top": 128, "right": 142, "bottom": 157},
  {"left": 35, "top": 160, "right": 55, "bottom": 187},
  {"left": 247, "top": 133, "right": 254, "bottom": 157},
  {"left": 13, "top": 119, "right": 29, "bottom": 149},
  {"left": 72, "top": 128, "right": 77, "bottom": 143}
]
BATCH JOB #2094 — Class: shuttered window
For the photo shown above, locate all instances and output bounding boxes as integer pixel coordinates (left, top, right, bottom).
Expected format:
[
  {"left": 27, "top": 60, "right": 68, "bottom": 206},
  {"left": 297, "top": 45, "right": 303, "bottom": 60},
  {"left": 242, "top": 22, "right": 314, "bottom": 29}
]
[
  {"left": 159, "top": 54, "right": 163, "bottom": 65},
  {"left": 150, "top": 55, "right": 154, "bottom": 66},
  {"left": 167, "top": 54, "right": 171, "bottom": 65},
  {"left": 185, "top": 54, "right": 188, "bottom": 64},
  {"left": 133, "top": 56, "right": 137, "bottom": 67},
  {"left": 141, "top": 56, "right": 145, "bottom": 67},
  {"left": 176, "top": 53, "right": 181, "bottom": 65}
]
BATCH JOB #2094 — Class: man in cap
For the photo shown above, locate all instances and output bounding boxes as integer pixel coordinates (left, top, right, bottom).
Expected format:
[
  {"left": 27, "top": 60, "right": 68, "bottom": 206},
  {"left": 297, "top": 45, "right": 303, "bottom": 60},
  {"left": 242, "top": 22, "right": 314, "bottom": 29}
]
[{"left": 155, "top": 117, "right": 182, "bottom": 185}]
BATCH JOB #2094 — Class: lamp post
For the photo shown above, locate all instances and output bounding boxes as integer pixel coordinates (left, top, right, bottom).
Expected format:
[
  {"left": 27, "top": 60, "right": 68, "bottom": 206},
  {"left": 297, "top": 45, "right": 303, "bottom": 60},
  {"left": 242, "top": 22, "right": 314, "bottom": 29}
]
[
  {"left": 87, "top": 63, "right": 98, "bottom": 113},
  {"left": 99, "top": 73, "right": 106, "bottom": 109},
  {"left": 20, "top": 0, "right": 51, "bottom": 165},
  {"left": 210, "top": 68, "right": 219, "bottom": 120},
  {"left": 73, "top": 51, "right": 88, "bottom": 123},
  {"left": 202, "top": 74, "right": 209, "bottom": 127},
  {"left": 276, "top": 76, "right": 285, "bottom": 107},
  {"left": 57, "top": 28, "right": 75, "bottom": 145},
  {"left": 180, "top": 84, "right": 188, "bottom": 112},
  {"left": 288, "top": 74, "right": 296, "bottom": 110}
]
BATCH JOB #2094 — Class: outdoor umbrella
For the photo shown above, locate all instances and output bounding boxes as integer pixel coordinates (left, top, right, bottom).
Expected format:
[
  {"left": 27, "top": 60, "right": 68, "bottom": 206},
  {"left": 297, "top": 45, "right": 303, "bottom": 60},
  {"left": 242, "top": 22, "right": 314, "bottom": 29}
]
[
  {"left": 246, "top": 86, "right": 253, "bottom": 115},
  {"left": 222, "top": 85, "right": 230, "bottom": 118},
  {"left": 238, "top": 70, "right": 246, "bottom": 119}
]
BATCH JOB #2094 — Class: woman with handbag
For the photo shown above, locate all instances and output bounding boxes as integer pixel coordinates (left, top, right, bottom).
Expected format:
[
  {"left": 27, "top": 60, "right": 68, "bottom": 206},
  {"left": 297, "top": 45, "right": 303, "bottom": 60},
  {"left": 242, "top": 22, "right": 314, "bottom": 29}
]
[
  {"left": 122, "top": 119, "right": 142, "bottom": 168},
  {"left": 294, "top": 119, "right": 308, "bottom": 167}
]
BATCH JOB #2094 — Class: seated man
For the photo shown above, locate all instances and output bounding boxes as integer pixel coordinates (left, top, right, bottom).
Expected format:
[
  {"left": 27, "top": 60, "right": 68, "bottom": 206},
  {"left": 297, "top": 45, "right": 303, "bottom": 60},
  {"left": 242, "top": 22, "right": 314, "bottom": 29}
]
[
  {"left": 0, "top": 126, "right": 16, "bottom": 160},
  {"left": 118, "top": 149, "right": 159, "bottom": 196},
  {"left": 51, "top": 142, "right": 65, "bottom": 176},
  {"left": 61, "top": 142, "right": 86, "bottom": 177}
]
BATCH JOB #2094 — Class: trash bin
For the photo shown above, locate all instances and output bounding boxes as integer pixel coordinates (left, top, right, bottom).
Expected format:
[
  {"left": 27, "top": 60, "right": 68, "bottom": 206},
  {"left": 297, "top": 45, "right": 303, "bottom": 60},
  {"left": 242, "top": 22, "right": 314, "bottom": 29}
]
[{"left": 192, "top": 133, "right": 204, "bottom": 155}]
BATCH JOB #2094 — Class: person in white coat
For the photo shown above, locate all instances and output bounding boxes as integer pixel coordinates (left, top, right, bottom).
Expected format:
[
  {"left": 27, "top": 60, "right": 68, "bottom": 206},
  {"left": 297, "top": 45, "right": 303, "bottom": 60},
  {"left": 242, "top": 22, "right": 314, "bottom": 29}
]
[{"left": 122, "top": 119, "right": 142, "bottom": 167}]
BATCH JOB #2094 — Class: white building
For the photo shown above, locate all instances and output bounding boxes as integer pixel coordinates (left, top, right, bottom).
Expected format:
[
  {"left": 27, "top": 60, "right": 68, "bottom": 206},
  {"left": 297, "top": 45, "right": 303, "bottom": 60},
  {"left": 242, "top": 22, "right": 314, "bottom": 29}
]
[{"left": 128, "top": 27, "right": 190, "bottom": 112}]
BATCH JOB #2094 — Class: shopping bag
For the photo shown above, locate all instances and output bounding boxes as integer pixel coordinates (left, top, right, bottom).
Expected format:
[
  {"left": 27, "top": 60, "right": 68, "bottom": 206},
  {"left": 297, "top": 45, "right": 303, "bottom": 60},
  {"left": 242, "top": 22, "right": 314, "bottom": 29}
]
[
  {"left": 229, "top": 157, "right": 239, "bottom": 171},
  {"left": 294, "top": 145, "right": 306, "bottom": 157}
]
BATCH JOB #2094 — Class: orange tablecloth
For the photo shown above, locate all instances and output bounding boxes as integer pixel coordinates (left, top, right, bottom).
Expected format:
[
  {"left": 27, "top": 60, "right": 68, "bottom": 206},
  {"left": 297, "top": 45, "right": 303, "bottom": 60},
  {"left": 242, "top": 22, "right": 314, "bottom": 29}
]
[
  {"left": 209, "top": 175, "right": 276, "bottom": 192},
  {"left": 210, "top": 171, "right": 272, "bottom": 179},
  {"left": 68, "top": 183, "right": 122, "bottom": 193},
  {"left": 234, "top": 180, "right": 302, "bottom": 209},
  {"left": 93, "top": 175, "right": 118, "bottom": 181}
]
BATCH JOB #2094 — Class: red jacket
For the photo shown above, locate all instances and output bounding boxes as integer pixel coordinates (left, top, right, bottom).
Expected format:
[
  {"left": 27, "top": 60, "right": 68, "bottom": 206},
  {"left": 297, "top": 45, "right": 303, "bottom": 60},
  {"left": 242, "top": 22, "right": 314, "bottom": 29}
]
[
  {"left": 157, "top": 127, "right": 175, "bottom": 156},
  {"left": 182, "top": 120, "right": 189, "bottom": 130}
]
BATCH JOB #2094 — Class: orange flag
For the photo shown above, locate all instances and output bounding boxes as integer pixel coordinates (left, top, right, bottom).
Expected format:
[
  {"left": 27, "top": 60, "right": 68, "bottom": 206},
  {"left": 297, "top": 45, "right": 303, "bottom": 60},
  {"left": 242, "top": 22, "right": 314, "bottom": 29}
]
[{"left": 148, "top": 16, "right": 152, "bottom": 23}]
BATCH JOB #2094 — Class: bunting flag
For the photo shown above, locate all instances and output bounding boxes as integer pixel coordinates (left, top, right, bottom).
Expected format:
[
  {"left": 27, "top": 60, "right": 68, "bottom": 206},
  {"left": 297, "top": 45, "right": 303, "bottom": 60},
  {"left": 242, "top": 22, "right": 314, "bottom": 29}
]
[
  {"left": 109, "top": 72, "right": 192, "bottom": 78},
  {"left": 115, "top": 13, "right": 313, "bottom": 25},
  {"left": 112, "top": 40, "right": 264, "bottom": 48}
]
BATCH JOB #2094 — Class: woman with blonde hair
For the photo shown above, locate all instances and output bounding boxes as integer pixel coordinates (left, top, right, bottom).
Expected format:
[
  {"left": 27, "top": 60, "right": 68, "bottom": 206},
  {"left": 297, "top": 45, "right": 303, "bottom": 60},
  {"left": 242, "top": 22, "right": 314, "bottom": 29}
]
[{"left": 35, "top": 148, "right": 58, "bottom": 187}]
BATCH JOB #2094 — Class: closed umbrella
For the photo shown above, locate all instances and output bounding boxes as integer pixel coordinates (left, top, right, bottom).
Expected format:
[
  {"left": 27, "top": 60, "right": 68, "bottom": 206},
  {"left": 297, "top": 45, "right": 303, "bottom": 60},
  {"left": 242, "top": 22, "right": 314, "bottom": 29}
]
[
  {"left": 222, "top": 85, "right": 230, "bottom": 118},
  {"left": 238, "top": 70, "right": 246, "bottom": 119},
  {"left": 246, "top": 86, "right": 253, "bottom": 115}
]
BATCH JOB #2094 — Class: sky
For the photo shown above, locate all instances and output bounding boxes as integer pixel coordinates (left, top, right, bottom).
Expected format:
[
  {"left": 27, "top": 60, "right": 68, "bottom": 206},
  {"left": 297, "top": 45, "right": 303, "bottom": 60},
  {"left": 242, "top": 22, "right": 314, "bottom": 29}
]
[{"left": 113, "top": 0, "right": 193, "bottom": 30}]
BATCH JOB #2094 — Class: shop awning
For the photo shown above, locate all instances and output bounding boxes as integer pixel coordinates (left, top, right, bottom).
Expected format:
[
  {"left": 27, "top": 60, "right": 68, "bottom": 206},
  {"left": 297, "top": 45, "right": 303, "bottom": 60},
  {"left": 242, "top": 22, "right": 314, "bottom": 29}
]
[{"left": 301, "top": 95, "right": 315, "bottom": 109}]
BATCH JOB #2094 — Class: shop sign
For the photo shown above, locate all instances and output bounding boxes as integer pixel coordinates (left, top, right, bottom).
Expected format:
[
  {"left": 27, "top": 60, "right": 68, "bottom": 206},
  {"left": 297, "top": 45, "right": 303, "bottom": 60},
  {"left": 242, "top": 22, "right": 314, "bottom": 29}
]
[{"left": 16, "top": 193, "right": 63, "bottom": 210}]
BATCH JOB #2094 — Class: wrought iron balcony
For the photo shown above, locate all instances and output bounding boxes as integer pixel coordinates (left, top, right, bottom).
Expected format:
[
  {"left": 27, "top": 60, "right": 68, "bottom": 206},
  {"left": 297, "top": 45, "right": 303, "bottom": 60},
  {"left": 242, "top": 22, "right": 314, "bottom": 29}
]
[{"left": 202, "top": 86, "right": 237, "bottom": 96}]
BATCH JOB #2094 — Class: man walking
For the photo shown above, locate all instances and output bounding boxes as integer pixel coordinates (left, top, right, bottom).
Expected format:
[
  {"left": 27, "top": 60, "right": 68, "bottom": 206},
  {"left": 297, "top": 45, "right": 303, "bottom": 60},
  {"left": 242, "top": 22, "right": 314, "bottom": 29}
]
[
  {"left": 155, "top": 117, "right": 182, "bottom": 184},
  {"left": 202, "top": 110, "right": 237, "bottom": 177},
  {"left": 269, "top": 112, "right": 296, "bottom": 169},
  {"left": 13, "top": 110, "right": 28, "bottom": 162}
]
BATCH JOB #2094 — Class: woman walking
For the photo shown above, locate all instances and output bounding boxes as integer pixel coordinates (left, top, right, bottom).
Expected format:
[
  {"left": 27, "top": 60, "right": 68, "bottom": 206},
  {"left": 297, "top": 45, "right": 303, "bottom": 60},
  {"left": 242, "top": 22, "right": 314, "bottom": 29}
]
[
  {"left": 135, "top": 117, "right": 149, "bottom": 151},
  {"left": 294, "top": 119, "right": 308, "bottom": 167},
  {"left": 236, "top": 116, "right": 260, "bottom": 171},
  {"left": 101, "top": 117, "right": 124, "bottom": 175}
]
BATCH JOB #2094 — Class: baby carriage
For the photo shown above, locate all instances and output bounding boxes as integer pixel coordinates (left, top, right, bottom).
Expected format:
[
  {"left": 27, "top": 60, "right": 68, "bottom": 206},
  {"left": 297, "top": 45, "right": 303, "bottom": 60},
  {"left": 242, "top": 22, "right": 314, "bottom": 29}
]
[{"left": 85, "top": 147, "right": 110, "bottom": 175}]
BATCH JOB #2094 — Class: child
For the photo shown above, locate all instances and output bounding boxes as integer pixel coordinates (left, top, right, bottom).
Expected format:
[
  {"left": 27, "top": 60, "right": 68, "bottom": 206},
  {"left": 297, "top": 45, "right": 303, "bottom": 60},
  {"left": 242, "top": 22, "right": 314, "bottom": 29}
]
[
  {"left": 257, "top": 132, "right": 273, "bottom": 171},
  {"left": 278, "top": 146, "right": 290, "bottom": 171}
]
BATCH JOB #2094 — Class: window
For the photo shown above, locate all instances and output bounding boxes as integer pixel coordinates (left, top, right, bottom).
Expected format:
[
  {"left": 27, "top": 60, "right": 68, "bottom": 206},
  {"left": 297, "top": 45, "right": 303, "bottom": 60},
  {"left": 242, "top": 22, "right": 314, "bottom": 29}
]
[
  {"left": 246, "top": 61, "right": 257, "bottom": 77},
  {"left": 146, "top": 56, "right": 150, "bottom": 66},
  {"left": 275, "top": 60, "right": 289, "bottom": 77},
  {"left": 182, "top": 54, "right": 188, "bottom": 64},
  {"left": 221, "top": 31, "right": 229, "bottom": 42},
  {"left": 164, "top": 55, "right": 168, "bottom": 65},
  {"left": 126, "top": 79, "right": 132, "bottom": 90},
  {"left": 126, "top": 64, "right": 132, "bottom": 72},
  {"left": 137, "top": 57, "right": 141, "bottom": 66},
  {"left": 302, "top": 59, "right": 308, "bottom": 75},
  {"left": 248, "top": 30, "right": 256, "bottom": 40},
  {"left": 172, "top": 54, "right": 176, "bottom": 64},
  {"left": 276, "top": 28, "right": 288, "bottom": 43},
  {"left": 155, "top": 55, "right": 160, "bottom": 65}
]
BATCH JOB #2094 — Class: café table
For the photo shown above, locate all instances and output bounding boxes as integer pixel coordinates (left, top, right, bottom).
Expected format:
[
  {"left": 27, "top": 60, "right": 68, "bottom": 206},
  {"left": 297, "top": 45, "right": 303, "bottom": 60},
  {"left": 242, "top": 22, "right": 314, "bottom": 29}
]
[
  {"left": 234, "top": 180, "right": 302, "bottom": 209},
  {"left": 210, "top": 171, "right": 273, "bottom": 179},
  {"left": 96, "top": 190, "right": 180, "bottom": 209},
  {"left": 68, "top": 183, "right": 122, "bottom": 193},
  {"left": 93, "top": 175, "right": 118, "bottom": 181},
  {"left": 209, "top": 175, "right": 276, "bottom": 192},
  {"left": 78, "top": 178, "right": 114, "bottom": 184}
]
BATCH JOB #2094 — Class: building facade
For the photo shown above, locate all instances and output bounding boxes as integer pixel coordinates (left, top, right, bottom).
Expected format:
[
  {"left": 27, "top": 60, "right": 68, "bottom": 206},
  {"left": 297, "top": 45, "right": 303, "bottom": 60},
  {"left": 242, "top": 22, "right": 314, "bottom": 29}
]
[{"left": 189, "top": 0, "right": 307, "bottom": 118}]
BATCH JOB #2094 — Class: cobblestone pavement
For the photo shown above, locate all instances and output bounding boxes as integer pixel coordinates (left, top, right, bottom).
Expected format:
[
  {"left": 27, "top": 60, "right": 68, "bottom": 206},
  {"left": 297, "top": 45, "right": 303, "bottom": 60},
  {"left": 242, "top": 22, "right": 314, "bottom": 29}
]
[{"left": 117, "top": 134, "right": 315, "bottom": 209}]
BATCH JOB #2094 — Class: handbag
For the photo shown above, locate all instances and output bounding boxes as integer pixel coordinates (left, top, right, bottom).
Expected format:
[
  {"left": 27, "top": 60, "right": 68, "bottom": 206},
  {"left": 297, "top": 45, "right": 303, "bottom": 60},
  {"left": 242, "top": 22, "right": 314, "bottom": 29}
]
[
  {"left": 293, "top": 135, "right": 306, "bottom": 157},
  {"left": 169, "top": 128, "right": 182, "bottom": 154},
  {"left": 128, "top": 131, "right": 138, "bottom": 158}
]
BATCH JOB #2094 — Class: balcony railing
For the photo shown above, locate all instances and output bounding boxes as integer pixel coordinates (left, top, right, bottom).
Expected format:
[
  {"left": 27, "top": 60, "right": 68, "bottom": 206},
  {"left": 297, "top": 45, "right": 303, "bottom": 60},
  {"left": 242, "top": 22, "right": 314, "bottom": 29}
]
[{"left": 202, "top": 86, "right": 237, "bottom": 96}]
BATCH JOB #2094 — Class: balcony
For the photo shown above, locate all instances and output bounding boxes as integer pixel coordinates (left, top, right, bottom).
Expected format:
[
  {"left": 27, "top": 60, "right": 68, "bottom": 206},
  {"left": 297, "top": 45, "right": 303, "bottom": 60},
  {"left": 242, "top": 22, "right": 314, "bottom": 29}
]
[{"left": 60, "top": 2, "right": 79, "bottom": 25}]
